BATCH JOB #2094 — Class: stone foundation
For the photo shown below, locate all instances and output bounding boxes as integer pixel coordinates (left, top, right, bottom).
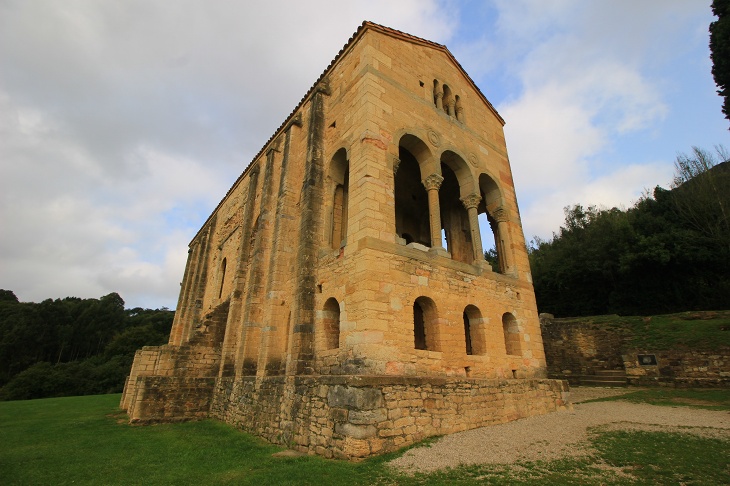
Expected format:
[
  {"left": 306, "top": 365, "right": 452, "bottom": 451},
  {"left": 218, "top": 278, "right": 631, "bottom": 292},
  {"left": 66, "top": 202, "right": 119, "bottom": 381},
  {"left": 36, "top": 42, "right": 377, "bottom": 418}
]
[{"left": 209, "top": 375, "right": 569, "bottom": 459}]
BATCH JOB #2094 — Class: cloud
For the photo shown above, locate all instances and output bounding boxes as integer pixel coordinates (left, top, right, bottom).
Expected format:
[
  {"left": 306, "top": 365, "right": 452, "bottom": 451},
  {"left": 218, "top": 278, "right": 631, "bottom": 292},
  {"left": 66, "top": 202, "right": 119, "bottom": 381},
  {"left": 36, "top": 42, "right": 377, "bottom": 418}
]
[
  {"left": 481, "top": 0, "right": 708, "bottom": 240},
  {"left": 0, "top": 0, "right": 453, "bottom": 308}
]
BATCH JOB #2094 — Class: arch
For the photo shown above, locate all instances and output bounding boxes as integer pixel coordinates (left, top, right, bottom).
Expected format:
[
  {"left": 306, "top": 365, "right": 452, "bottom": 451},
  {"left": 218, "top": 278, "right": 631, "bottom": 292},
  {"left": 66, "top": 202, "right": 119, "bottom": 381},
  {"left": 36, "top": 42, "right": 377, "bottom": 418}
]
[
  {"left": 442, "top": 84, "right": 454, "bottom": 116},
  {"left": 438, "top": 163, "right": 473, "bottom": 263},
  {"left": 463, "top": 305, "right": 486, "bottom": 355},
  {"left": 327, "top": 148, "right": 349, "bottom": 250},
  {"left": 439, "top": 150, "right": 480, "bottom": 263},
  {"left": 502, "top": 312, "right": 521, "bottom": 356},
  {"left": 395, "top": 135, "right": 436, "bottom": 247},
  {"left": 440, "top": 150, "right": 476, "bottom": 197},
  {"left": 413, "top": 296, "right": 440, "bottom": 351},
  {"left": 478, "top": 173, "right": 511, "bottom": 273},
  {"left": 218, "top": 258, "right": 227, "bottom": 299},
  {"left": 398, "top": 134, "right": 438, "bottom": 179},
  {"left": 322, "top": 298, "right": 340, "bottom": 350}
]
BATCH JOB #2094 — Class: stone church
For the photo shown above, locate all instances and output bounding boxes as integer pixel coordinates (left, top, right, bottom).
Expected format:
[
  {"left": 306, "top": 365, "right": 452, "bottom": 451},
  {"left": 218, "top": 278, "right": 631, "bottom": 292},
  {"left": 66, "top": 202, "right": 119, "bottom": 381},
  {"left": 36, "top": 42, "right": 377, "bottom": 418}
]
[{"left": 121, "top": 21, "right": 568, "bottom": 459}]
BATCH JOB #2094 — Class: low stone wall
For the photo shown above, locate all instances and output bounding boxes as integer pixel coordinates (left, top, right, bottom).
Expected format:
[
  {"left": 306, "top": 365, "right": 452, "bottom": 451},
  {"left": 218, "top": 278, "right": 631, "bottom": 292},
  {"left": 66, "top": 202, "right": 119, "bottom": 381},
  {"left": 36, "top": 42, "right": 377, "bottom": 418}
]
[
  {"left": 625, "top": 349, "right": 730, "bottom": 387},
  {"left": 210, "top": 375, "right": 570, "bottom": 459},
  {"left": 540, "top": 314, "right": 730, "bottom": 387}
]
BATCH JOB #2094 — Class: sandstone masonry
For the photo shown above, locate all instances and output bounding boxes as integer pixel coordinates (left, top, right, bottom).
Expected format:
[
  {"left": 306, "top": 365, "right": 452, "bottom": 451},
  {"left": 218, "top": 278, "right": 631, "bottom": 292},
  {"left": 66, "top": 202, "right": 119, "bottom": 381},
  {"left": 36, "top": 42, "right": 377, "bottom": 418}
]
[{"left": 121, "top": 22, "right": 569, "bottom": 459}]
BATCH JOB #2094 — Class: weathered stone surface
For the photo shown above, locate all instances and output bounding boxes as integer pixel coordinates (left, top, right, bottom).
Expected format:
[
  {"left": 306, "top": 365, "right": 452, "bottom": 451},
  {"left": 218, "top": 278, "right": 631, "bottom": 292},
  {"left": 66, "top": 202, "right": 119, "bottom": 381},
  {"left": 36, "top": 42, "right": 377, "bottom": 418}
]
[{"left": 120, "top": 21, "right": 564, "bottom": 460}]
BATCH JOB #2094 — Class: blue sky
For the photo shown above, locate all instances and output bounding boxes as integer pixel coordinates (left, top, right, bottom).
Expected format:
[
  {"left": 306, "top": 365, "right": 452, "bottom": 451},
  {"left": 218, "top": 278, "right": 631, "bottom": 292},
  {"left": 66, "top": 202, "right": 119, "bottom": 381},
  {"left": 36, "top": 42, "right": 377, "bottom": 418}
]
[{"left": 1, "top": 1, "right": 727, "bottom": 309}]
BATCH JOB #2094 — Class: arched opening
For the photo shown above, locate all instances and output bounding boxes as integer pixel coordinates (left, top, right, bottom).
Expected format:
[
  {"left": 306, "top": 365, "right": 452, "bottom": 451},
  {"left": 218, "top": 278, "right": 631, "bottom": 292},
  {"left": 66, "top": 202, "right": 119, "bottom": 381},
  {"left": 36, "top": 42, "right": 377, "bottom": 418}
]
[
  {"left": 395, "top": 139, "right": 431, "bottom": 247},
  {"left": 328, "top": 149, "right": 349, "bottom": 250},
  {"left": 478, "top": 173, "right": 510, "bottom": 273},
  {"left": 322, "top": 298, "right": 340, "bottom": 350},
  {"left": 463, "top": 305, "right": 486, "bottom": 355},
  {"left": 455, "top": 95, "right": 464, "bottom": 122},
  {"left": 439, "top": 162, "right": 473, "bottom": 263},
  {"left": 442, "top": 84, "right": 454, "bottom": 116},
  {"left": 502, "top": 312, "right": 521, "bottom": 356},
  {"left": 218, "top": 258, "right": 227, "bottom": 299},
  {"left": 413, "top": 297, "right": 439, "bottom": 351}
]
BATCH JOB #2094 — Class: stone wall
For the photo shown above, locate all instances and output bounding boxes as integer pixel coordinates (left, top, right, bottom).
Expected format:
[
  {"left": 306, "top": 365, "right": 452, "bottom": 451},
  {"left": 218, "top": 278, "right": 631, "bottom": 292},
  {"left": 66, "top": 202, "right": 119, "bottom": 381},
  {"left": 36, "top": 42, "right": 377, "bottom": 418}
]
[
  {"left": 540, "top": 314, "right": 730, "bottom": 387},
  {"left": 210, "top": 375, "right": 569, "bottom": 459}
]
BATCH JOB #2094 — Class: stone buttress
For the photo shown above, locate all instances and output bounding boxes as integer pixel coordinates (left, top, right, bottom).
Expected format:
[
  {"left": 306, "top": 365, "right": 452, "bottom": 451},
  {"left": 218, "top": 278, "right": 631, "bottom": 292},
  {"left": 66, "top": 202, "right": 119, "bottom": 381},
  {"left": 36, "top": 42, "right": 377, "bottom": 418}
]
[{"left": 121, "top": 21, "right": 570, "bottom": 459}]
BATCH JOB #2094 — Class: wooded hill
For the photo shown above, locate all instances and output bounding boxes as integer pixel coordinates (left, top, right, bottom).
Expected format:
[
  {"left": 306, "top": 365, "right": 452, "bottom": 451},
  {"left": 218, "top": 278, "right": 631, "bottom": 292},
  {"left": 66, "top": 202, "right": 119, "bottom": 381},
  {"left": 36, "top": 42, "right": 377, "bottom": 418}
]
[
  {"left": 0, "top": 290, "right": 173, "bottom": 401},
  {"left": 529, "top": 149, "right": 730, "bottom": 317}
]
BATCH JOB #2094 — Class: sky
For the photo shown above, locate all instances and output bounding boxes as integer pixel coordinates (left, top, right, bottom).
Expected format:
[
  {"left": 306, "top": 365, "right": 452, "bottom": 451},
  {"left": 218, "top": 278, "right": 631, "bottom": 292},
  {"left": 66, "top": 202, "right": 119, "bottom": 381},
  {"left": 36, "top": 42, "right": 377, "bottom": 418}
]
[{"left": 1, "top": 0, "right": 728, "bottom": 309}]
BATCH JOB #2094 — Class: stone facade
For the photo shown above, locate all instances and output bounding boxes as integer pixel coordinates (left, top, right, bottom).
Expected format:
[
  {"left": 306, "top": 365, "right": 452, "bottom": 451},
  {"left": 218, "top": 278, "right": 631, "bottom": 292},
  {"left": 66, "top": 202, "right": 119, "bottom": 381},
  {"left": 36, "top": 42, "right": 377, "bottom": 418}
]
[{"left": 121, "top": 22, "right": 568, "bottom": 459}]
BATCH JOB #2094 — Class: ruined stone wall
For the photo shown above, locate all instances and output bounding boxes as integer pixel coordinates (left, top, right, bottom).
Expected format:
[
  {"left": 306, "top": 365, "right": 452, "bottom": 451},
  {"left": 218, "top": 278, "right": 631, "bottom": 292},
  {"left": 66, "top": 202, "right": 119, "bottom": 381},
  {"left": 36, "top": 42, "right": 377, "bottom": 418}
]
[{"left": 540, "top": 314, "right": 730, "bottom": 387}]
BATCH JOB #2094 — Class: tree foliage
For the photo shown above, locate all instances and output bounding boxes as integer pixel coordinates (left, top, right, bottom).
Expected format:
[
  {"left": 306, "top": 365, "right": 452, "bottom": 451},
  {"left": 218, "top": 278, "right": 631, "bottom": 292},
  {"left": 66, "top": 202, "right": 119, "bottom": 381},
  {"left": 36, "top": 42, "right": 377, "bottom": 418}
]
[
  {"left": 0, "top": 293, "right": 173, "bottom": 401},
  {"left": 710, "top": 0, "right": 730, "bottom": 128},
  {"left": 529, "top": 148, "right": 730, "bottom": 317}
]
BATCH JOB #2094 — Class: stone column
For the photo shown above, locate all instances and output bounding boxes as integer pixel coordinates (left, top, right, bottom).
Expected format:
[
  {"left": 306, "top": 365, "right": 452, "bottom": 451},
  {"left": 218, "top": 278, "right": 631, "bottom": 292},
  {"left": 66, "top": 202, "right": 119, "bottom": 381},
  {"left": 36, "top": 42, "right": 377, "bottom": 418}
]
[
  {"left": 434, "top": 88, "right": 443, "bottom": 110},
  {"left": 493, "top": 206, "right": 515, "bottom": 274},
  {"left": 422, "top": 173, "right": 444, "bottom": 250},
  {"left": 460, "top": 193, "right": 484, "bottom": 263},
  {"left": 446, "top": 99, "right": 455, "bottom": 117}
]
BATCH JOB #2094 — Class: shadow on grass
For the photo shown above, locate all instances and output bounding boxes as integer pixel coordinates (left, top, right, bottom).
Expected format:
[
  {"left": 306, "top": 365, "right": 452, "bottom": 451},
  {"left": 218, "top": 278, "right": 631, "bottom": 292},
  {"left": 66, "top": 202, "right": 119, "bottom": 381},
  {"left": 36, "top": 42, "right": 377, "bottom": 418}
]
[{"left": 1, "top": 392, "right": 728, "bottom": 485}]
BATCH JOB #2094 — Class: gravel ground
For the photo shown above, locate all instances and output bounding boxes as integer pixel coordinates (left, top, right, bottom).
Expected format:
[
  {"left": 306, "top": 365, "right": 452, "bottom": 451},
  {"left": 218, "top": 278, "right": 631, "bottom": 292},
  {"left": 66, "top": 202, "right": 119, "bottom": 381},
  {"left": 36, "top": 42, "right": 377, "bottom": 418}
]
[{"left": 389, "top": 387, "right": 730, "bottom": 473}]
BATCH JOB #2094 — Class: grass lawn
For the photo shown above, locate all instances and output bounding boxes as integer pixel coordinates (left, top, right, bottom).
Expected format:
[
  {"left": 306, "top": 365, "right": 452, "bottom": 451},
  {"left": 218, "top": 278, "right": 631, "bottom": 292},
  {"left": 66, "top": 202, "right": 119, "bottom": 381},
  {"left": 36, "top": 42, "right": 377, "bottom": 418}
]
[{"left": 1, "top": 391, "right": 728, "bottom": 485}]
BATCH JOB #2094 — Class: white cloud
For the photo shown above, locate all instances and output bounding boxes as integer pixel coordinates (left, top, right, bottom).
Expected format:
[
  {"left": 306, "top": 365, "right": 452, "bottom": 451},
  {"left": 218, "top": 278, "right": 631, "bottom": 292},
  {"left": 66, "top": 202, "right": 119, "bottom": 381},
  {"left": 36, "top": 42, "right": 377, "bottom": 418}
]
[{"left": 0, "top": 0, "right": 453, "bottom": 308}]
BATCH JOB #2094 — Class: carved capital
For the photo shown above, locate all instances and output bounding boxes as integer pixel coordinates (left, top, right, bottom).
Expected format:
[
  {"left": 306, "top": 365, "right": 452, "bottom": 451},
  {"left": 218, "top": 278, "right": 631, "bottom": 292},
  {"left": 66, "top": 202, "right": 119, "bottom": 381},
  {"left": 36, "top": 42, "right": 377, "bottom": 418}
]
[
  {"left": 422, "top": 173, "right": 444, "bottom": 191},
  {"left": 460, "top": 193, "right": 481, "bottom": 210},
  {"left": 286, "top": 113, "right": 303, "bottom": 129},
  {"left": 434, "top": 90, "right": 443, "bottom": 99},
  {"left": 491, "top": 206, "right": 509, "bottom": 222},
  {"left": 392, "top": 156, "right": 401, "bottom": 175}
]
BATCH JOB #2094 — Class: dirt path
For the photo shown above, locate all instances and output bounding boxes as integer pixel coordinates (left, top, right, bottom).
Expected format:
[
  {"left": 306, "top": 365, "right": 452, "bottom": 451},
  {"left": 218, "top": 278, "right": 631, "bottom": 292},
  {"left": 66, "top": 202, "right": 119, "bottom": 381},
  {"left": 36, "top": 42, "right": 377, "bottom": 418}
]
[{"left": 389, "top": 387, "right": 730, "bottom": 473}]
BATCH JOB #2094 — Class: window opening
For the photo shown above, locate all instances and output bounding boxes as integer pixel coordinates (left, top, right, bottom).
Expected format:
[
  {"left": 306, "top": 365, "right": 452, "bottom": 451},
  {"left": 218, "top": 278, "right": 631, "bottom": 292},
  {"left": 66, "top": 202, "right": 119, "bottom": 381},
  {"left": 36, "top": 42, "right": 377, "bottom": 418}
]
[
  {"left": 395, "top": 146, "right": 430, "bottom": 246},
  {"left": 322, "top": 298, "right": 340, "bottom": 350},
  {"left": 414, "top": 301, "right": 426, "bottom": 350},
  {"left": 218, "top": 258, "right": 227, "bottom": 299},
  {"left": 503, "top": 312, "right": 521, "bottom": 356},
  {"left": 463, "top": 312, "right": 473, "bottom": 355}
]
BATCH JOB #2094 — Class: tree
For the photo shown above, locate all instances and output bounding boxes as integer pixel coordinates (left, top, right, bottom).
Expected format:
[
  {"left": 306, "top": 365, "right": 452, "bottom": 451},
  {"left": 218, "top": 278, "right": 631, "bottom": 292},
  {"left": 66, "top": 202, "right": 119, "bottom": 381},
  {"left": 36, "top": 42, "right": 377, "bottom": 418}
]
[
  {"left": 710, "top": 0, "right": 730, "bottom": 128},
  {"left": 671, "top": 146, "right": 730, "bottom": 247}
]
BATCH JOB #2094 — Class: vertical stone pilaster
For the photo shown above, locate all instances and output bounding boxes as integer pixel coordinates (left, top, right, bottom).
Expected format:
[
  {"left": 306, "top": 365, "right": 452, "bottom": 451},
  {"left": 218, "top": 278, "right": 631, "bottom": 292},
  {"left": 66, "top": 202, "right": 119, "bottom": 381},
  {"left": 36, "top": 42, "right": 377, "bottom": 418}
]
[
  {"left": 422, "top": 173, "right": 444, "bottom": 250},
  {"left": 218, "top": 166, "right": 260, "bottom": 377},
  {"left": 169, "top": 247, "right": 194, "bottom": 345},
  {"left": 258, "top": 115, "right": 301, "bottom": 376},
  {"left": 288, "top": 81, "right": 329, "bottom": 375},
  {"left": 238, "top": 145, "right": 279, "bottom": 376}
]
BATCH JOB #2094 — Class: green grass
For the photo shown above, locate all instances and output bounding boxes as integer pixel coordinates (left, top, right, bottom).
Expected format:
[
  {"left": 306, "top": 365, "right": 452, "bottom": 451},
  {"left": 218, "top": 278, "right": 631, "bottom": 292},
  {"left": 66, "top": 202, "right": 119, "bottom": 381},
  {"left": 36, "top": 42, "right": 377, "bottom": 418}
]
[
  {"left": 1, "top": 393, "right": 728, "bottom": 485},
  {"left": 562, "top": 310, "right": 730, "bottom": 350},
  {"left": 583, "top": 387, "right": 730, "bottom": 410}
]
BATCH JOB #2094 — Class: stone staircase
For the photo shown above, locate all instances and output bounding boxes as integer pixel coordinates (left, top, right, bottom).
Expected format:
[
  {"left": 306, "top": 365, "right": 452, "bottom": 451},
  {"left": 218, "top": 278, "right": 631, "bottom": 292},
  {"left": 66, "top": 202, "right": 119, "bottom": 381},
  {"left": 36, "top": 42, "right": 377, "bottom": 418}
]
[{"left": 579, "top": 369, "right": 628, "bottom": 387}]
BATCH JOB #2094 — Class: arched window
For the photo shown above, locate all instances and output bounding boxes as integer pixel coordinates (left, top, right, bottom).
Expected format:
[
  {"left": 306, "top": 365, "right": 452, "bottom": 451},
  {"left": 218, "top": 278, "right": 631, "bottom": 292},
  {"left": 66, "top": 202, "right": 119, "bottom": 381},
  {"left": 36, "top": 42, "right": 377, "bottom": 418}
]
[
  {"left": 463, "top": 305, "right": 486, "bottom": 355},
  {"left": 442, "top": 84, "right": 454, "bottom": 117},
  {"left": 413, "top": 297, "right": 440, "bottom": 351},
  {"left": 502, "top": 312, "right": 521, "bottom": 356},
  {"left": 395, "top": 138, "right": 431, "bottom": 247},
  {"left": 218, "top": 258, "right": 227, "bottom": 299},
  {"left": 322, "top": 298, "right": 340, "bottom": 350},
  {"left": 329, "top": 149, "right": 349, "bottom": 250},
  {"left": 478, "top": 174, "right": 512, "bottom": 274}
]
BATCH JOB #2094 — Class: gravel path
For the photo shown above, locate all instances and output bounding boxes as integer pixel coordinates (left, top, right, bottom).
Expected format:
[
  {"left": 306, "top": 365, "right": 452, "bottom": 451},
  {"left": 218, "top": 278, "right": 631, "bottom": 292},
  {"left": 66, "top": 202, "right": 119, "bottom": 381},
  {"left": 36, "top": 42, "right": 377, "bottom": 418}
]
[{"left": 389, "top": 387, "right": 730, "bottom": 473}]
